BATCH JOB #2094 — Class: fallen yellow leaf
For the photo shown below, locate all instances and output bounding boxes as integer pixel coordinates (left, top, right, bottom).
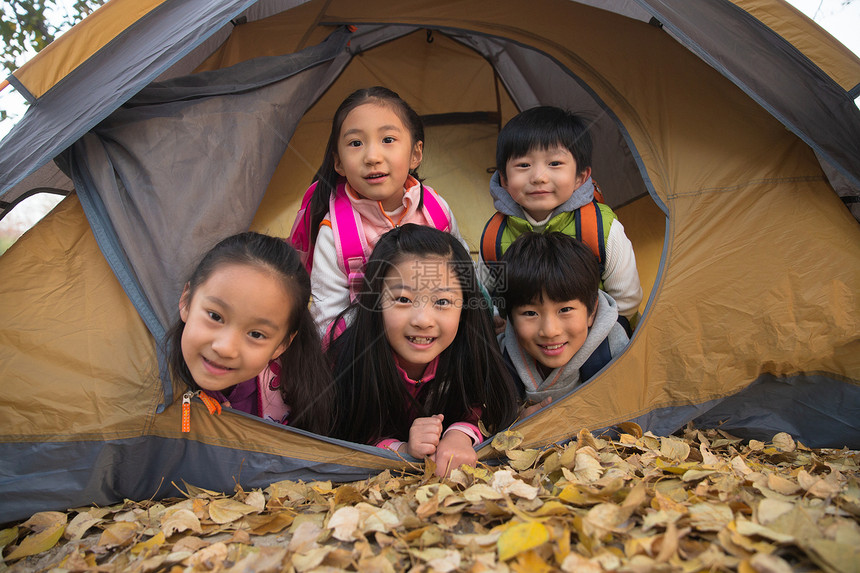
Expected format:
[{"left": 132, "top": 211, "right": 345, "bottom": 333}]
[
  {"left": 6, "top": 520, "right": 65, "bottom": 561},
  {"left": 507, "top": 448, "right": 541, "bottom": 471},
  {"left": 208, "top": 498, "right": 258, "bottom": 524},
  {"left": 131, "top": 531, "right": 165, "bottom": 554},
  {"left": 497, "top": 521, "right": 550, "bottom": 561},
  {"left": 492, "top": 430, "right": 525, "bottom": 452},
  {"left": 161, "top": 508, "right": 203, "bottom": 537},
  {"left": 98, "top": 521, "right": 139, "bottom": 548}
]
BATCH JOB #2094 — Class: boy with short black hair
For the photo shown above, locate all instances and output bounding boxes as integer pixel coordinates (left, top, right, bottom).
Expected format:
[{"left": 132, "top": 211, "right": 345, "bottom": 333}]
[
  {"left": 480, "top": 106, "right": 642, "bottom": 327},
  {"left": 497, "top": 232, "right": 629, "bottom": 403}
]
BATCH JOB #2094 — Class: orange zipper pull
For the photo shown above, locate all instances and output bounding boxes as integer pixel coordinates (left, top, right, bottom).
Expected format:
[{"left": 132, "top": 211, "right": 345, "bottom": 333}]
[
  {"left": 198, "top": 392, "right": 222, "bottom": 416},
  {"left": 181, "top": 391, "right": 195, "bottom": 433}
]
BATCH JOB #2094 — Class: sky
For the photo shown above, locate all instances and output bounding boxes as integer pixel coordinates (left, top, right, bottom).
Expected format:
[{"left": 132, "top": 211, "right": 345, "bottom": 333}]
[{"left": 0, "top": 0, "right": 858, "bottom": 235}]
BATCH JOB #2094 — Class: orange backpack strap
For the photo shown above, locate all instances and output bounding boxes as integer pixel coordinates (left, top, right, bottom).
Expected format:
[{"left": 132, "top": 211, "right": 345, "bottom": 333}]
[
  {"left": 592, "top": 179, "right": 605, "bottom": 204},
  {"left": 575, "top": 199, "right": 605, "bottom": 267},
  {"left": 480, "top": 212, "right": 507, "bottom": 263}
]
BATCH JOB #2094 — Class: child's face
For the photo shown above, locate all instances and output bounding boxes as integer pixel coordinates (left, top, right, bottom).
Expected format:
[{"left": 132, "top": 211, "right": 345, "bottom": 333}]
[
  {"left": 333, "top": 102, "right": 423, "bottom": 211},
  {"left": 179, "top": 263, "right": 293, "bottom": 393},
  {"left": 510, "top": 294, "right": 596, "bottom": 374},
  {"left": 381, "top": 255, "right": 463, "bottom": 380},
  {"left": 501, "top": 144, "right": 590, "bottom": 221}
]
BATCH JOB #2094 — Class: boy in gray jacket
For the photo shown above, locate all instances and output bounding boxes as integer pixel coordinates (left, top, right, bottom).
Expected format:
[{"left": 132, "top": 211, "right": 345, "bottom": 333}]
[{"left": 496, "top": 232, "right": 629, "bottom": 406}]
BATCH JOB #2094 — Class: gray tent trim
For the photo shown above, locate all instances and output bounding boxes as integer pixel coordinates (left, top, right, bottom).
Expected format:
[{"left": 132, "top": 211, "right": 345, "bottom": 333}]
[
  {"left": 525, "top": 373, "right": 860, "bottom": 449},
  {"left": 0, "top": 429, "right": 400, "bottom": 524},
  {"left": 0, "top": 0, "right": 257, "bottom": 199},
  {"left": 67, "top": 138, "right": 174, "bottom": 410},
  {"left": 691, "top": 373, "right": 860, "bottom": 447}
]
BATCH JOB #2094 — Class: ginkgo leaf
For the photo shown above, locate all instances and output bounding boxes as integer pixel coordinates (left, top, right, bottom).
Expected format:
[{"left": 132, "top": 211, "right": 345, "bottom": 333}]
[
  {"left": 756, "top": 499, "right": 794, "bottom": 525},
  {"left": 355, "top": 502, "right": 400, "bottom": 533},
  {"left": 333, "top": 484, "right": 364, "bottom": 506},
  {"left": 98, "top": 521, "right": 139, "bottom": 548},
  {"left": 291, "top": 546, "right": 332, "bottom": 572},
  {"left": 412, "top": 548, "right": 461, "bottom": 572},
  {"left": 243, "top": 490, "right": 266, "bottom": 512},
  {"left": 583, "top": 503, "right": 625, "bottom": 537},
  {"left": 558, "top": 485, "right": 601, "bottom": 506},
  {"left": 208, "top": 498, "right": 257, "bottom": 524},
  {"left": 507, "top": 448, "right": 541, "bottom": 471},
  {"left": 573, "top": 452, "right": 603, "bottom": 483},
  {"left": 734, "top": 518, "right": 794, "bottom": 543},
  {"left": 178, "top": 480, "right": 222, "bottom": 498},
  {"left": 561, "top": 552, "right": 603, "bottom": 573},
  {"left": 130, "top": 531, "right": 165, "bottom": 554},
  {"left": 492, "top": 470, "right": 539, "bottom": 499},
  {"left": 0, "top": 526, "right": 18, "bottom": 549},
  {"left": 5, "top": 519, "right": 65, "bottom": 561},
  {"left": 617, "top": 421, "right": 643, "bottom": 439},
  {"left": 492, "top": 430, "right": 524, "bottom": 452},
  {"left": 771, "top": 433, "right": 796, "bottom": 453},
  {"left": 245, "top": 511, "right": 294, "bottom": 535},
  {"left": 161, "top": 508, "right": 202, "bottom": 537},
  {"left": 460, "top": 464, "right": 493, "bottom": 483},
  {"left": 328, "top": 506, "right": 360, "bottom": 542},
  {"left": 65, "top": 510, "right": 103, "bottom": 541},
  {"left": 463, "top": 484, "right": 504, "bottom": 502},
  {"left": 188, "top": 542, "right": 229, "bottom": 568},
  {"left": 660, "top": 437, "right": 691, "bottom": 461},
  {"left": 766, "top": 474, "right": 800, "bottom": 495},
  {"left": 682, "top": 469, "right": 716, "bottom": 482},
  {"left": 688, "top": 503, "right": 733, "bottom": 532},
  {"left": 497, "top": 521, "right": 550, "bottom": 561},
  {"left": 559, "top": 444, "right": 579, "bottom": 468}
]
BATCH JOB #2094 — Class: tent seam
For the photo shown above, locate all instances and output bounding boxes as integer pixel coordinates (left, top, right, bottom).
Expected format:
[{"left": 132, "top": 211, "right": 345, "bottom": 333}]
[{"left": 668, "top": 175, "right": 828, "bottom": 199}]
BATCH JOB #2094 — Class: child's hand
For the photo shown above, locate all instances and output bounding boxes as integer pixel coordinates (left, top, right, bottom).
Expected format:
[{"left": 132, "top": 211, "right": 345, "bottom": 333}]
[
  {"left": 407, "top": 414, "right": 444, "bottom": 458},
  {"left": 431, "top": 429, "right": 478, "bottom": 477},
  {"left": 521, "top": 396, "right": 552, "bottom": 418}
]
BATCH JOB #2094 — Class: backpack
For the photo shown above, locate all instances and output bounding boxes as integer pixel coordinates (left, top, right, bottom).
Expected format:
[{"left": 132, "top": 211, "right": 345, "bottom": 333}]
[
  {"left": 480, "top": 180, "right": 608, "bottom": 269},
  {"left": 289, "top": 179, "right": 451, "bottom": 299}
]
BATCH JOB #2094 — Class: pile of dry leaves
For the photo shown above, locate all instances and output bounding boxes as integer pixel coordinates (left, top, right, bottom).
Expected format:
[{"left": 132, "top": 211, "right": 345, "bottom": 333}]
[{"left": 3, "top": 425, "right": 859, "bottom": 572}]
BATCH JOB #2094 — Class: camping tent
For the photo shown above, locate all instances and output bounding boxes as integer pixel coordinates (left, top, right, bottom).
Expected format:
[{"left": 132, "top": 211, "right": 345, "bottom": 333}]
[{"left": 1, "top": 0, "right": 858, "bottom": 523}]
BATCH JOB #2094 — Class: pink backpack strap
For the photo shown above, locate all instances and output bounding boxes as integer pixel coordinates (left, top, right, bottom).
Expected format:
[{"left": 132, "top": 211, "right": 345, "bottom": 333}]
[
  {"left": 421, "top": 184, "right": 451, "bottom": 232},
  {"left": 288, "top": 181, "right": 319, "bottom": 273},
  {"left": 330, "top": 181, "right": 369, "bottom": 300}
]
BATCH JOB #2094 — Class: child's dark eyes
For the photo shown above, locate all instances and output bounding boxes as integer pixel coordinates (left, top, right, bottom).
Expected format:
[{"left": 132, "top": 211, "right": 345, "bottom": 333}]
[
  {"left": 549, "top": 161, "right": 564, "bottom": 167},
  {"left": 435, "top": 298, "right": 453, "bottom": 308},
  {"left": 346, "top": 140, "right": 362, "bottom": 148},
  {"left": 559, "top": 306, "right": 575, "bottom": 313},
  {"left": 519, "top": 309, "right": 538, "bottom": 317},
  {"left": 207, "top": 311, "right": 223, "bottom": 322},
  {"left": 248, "top": 331, "right": 266, "bottom": 340},
  {"left": 382, "top": 136, "right": 396, "bottom": 144},
  {"left": 396, "top": 296, "right": 412, "bottom": 304}
]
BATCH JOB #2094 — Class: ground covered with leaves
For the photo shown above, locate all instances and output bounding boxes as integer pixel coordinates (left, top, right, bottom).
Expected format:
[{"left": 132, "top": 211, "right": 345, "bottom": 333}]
[{"left": 3, "top": 425, "right": 859, "bottom": 572}]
